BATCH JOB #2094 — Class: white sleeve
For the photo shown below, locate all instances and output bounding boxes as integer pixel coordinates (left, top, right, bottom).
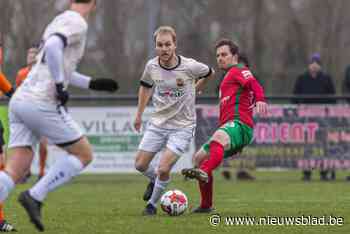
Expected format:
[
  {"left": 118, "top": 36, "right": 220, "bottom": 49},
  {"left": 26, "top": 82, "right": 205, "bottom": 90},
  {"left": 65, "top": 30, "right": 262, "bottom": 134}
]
[
  {"left": 188, "top": 59, "right": 212, "bottom": 79},
  {"left": 70, "top": 72, "right": 92, "bottom": 89},
  {"left": 50, "top": 17, "right": 87, "bottom": 47},
  {"left": 140, "top": 61, "right": 154, "bottom": 88},
  {"left": 44, "top": 35, "right": 65, "bottom": 84}
]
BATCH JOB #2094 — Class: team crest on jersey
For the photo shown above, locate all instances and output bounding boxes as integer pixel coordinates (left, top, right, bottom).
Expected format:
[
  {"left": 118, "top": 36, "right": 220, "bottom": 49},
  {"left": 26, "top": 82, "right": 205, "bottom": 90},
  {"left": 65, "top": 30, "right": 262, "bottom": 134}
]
[{"left": 176, "top": 78, "right": 185, "bottom": 87}]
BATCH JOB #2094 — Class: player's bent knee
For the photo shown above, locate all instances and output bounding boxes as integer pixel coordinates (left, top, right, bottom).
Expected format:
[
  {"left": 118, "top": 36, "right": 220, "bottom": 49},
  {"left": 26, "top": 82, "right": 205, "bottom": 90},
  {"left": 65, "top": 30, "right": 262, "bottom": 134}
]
[
  {"left": 134, "top": 151, "right": 154, "bottom": 172},
  {"left": 76, "top": 145, "right": 93, "bottom": 166},
  {"left": 135, "top": 161, "right": 147, "bottom": 172},
  {"left": 134, "top": 155, "right": 146, "bottom": 172},
  {"left": 5, "top": 147, "right": 34, "bottom": 183},
  {"left": 65, "top": 137, "right": 93, "bottom": 166},
  {"left": 79, "top": 148, "right": 93, "bottom": 166},
  {"left": 5, "top": 166, "right": 29, "bottom": 184}
]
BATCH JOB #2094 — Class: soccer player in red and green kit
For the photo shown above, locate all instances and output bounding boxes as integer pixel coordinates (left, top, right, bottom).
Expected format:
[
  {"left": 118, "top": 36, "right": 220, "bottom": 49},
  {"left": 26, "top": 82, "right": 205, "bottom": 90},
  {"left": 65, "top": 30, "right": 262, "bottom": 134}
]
[{"left": 182, "top": 38, "right": 268, "bottom": 213}]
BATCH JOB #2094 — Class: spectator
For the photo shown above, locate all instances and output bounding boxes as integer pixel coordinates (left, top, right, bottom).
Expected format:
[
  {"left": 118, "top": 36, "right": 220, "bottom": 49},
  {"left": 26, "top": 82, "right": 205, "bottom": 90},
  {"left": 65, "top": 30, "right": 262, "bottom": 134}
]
[
  {"left": 293, "top": 53, "right": 336, "bottom": 104},
  {"left": 293, "top": 53, "right": 336, "bottom": 181},
  {"left": 342, "top": 65, "right": 350, "bottom": 103}
]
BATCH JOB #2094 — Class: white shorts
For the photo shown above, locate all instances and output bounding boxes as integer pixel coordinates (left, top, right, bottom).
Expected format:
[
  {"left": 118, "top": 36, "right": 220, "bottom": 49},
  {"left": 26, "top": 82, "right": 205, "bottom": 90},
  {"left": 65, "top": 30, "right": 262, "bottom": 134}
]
[
  {"left": 8, "top": 99, "right": 83, "bottom": 149},
  {"left": 138, "top": 122, "right": 195, "bottom": 156}
]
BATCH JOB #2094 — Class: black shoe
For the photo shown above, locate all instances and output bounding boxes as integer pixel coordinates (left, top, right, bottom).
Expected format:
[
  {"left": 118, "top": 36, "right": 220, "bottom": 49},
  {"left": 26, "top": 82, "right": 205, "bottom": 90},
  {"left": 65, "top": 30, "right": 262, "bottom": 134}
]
[
  {"left": 191, "top": 206, "right": 214, "bottom": 213},
  {"left": 143, "top": 181, "right": 155, "bottom": 201},
  {"left": 181, "top": 168, "right": 209, "bottom": 183},
  {"left": 18, "top": 191, "right": 44, "bottom": 232},
  {"left": 142, "top": 203, "right": 157, "bottom": 216},
  {"left": 0, "top": 220, "right": 17, "bottom": 232}
]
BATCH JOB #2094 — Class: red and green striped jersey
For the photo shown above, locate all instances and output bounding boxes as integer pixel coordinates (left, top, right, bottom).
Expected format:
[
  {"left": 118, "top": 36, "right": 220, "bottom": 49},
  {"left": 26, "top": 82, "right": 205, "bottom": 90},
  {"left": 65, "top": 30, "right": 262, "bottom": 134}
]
[{"left": 219, "top": 63, "right": 265, "bottom": 128}]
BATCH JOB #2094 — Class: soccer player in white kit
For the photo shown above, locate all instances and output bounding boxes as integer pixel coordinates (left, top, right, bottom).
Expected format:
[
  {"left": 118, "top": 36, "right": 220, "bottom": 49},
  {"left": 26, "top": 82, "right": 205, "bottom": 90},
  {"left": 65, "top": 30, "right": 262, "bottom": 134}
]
[
  {"left": 134, "top": 26, "right": 215, "bottom": 215},
  {"left": 0, "top": 0, "right": 118, "bottom": 231}
]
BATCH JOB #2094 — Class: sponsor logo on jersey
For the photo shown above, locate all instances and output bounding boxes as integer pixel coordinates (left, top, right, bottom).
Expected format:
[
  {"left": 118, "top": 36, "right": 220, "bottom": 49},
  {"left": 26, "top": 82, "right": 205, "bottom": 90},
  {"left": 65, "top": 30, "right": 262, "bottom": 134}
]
[
  {"left": 158, "top": 88, "right": 185, "bottom": 98},
  {"left": 176, "top": 78, "right": 185, "bottom": 87}
]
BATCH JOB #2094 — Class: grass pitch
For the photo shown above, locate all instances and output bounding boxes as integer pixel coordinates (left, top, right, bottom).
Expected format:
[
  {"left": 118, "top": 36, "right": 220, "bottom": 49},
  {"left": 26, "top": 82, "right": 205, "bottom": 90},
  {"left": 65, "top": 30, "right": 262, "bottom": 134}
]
[{"left": 5, "top": 171, "right": 350, "bottom": 234}]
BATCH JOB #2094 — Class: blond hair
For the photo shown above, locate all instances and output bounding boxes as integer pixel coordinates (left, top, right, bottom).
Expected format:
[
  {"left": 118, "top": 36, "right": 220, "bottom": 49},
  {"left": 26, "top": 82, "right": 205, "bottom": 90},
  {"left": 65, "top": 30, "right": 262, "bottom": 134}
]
[{"left": 153, "top": 26, "right": 177, "bottom": 43}]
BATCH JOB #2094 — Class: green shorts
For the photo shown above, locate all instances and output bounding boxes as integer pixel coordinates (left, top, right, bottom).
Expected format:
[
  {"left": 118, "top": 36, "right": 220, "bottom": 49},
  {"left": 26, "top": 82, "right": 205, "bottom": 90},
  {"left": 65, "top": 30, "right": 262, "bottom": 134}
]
[{"left": 202, "top": 120, "right": 253, "bottom": 159}]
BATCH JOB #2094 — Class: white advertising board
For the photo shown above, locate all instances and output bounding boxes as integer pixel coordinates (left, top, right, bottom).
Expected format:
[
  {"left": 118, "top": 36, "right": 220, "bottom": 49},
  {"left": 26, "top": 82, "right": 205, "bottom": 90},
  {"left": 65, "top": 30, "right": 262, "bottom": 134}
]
[{"left": 31, "top": 107, "right": 194, "bottom": 173}]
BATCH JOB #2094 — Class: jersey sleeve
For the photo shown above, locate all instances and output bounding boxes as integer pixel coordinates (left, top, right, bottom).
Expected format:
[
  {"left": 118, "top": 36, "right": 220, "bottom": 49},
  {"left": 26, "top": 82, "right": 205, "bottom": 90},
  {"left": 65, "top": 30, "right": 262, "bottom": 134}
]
[
  {"left": 49, "top": 16, "right": 87, "bottom": 47},
  {"left": 249, "top": 78, "right": 266, "bottom": 102},
  {"left": 140, "top": 61, "right": 154, "bottom": 88},
  {"left": 188, "top": 59, "right": 212, "bottom": 79}
]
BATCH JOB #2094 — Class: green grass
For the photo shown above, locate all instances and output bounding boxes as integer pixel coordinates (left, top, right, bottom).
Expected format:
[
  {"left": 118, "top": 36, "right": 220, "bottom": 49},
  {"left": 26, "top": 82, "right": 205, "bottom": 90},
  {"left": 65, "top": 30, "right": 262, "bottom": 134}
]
[{"left": 5, "top": 171, "right": 350, "bottom": 234}]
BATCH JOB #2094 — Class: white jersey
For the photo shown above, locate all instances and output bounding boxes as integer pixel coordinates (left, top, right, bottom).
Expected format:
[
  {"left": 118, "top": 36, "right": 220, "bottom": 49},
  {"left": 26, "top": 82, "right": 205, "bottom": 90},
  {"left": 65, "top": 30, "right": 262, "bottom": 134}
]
[
  {"left": 14, "top": 10, "right": 88, "bottom": 104},
  {"left": 141, "top": 55, "right": 211, "bottom": 129}
]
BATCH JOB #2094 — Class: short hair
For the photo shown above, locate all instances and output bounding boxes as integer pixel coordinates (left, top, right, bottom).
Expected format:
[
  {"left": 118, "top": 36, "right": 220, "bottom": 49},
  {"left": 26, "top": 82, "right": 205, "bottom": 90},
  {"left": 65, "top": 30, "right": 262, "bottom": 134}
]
[
  {"left": 215, "top": 38, "right": 239, "bottom": 56},
  {"left": 153, "top": 26, "right": 177, "bottom": 43}
]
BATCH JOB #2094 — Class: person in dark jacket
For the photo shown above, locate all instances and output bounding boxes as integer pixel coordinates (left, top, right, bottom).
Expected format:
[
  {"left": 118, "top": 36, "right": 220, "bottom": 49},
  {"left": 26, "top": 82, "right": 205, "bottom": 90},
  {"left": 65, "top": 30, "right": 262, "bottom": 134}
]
[
  {"left": 342, "top": 65, "right": 350, "bottom": 103},
  {"left": 293, "top": 53, "right": 336, "bottom": 104},
  {"left": 293, "top": 53, "right": 336, "bottom": 181}
]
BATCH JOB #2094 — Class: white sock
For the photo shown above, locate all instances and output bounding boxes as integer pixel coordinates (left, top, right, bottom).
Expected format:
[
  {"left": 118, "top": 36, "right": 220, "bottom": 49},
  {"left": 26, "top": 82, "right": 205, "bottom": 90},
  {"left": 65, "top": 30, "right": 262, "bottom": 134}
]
[
  {"left": 148, "top": 177, "right": 170, "bottom": 206},
  {"left": 0, "top": 172, "right": 15, "bottom": 202},
  {"left": 30, "top": 156, "right": 84, "bottom": 202},
  {"left": 142, "top": 165, "right": 157, "bottom": 183}
]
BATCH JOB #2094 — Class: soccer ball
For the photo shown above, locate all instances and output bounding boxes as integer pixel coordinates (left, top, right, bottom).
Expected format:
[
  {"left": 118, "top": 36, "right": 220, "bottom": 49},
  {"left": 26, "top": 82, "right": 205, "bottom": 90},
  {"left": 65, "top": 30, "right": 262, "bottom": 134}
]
[{"left": 160, "top": 189, "right": 188, "bottom": 216}]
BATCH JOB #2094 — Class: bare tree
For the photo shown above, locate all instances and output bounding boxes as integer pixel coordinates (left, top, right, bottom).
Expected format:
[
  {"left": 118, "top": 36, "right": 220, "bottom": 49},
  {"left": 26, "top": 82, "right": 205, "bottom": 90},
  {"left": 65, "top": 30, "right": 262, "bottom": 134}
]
[{"left": 2, "top": 0, "right": 350, "bottom": 95}]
